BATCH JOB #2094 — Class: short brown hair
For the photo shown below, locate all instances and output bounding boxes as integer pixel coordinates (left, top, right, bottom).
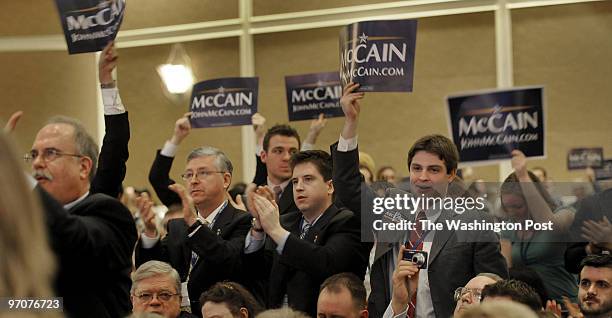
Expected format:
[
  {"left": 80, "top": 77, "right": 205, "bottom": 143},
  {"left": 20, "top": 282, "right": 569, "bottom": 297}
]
[
  {"left": 407, "top": 134, "right": 458, "bottom": 175},
  {"left": 319, "top": 273, "right": 366, "bottom": 311}
]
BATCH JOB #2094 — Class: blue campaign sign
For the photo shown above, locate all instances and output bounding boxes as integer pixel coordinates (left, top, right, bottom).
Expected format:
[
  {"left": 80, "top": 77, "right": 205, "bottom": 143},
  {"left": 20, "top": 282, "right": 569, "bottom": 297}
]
[
  {"left": 189, "top": 77, "right": 258, "bottom": 128},
  {"left": 567, "top": 148, "right": 604, "bottom": 170},
  {"left": 285, "top": 72, "right": 344, "bottom": 122},
  {"left": 54, "top": 0, "right": 125, "bottom": 54},
  {"left": 339, "top": 19, "right": 417, "bottom": 92},
  {"left": 447, "top": 87, "right": 546, "bottom": 165}
]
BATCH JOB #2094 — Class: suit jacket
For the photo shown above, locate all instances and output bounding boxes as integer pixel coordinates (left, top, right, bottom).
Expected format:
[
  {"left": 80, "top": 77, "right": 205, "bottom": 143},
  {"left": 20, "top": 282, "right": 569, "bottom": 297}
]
[
  {"left": 245, "top": 204, "right": 370, "bottom": 317},
  {"left": 91, "top": 112, "right": 130, "bottom": 198},
  {"left": 565, "top": 188, "right": 612, "bottom": 273},
  {"left": 331, "top": 143, "right": 508, "bottom": 318},
  {"left": 38, "top": 187, "right": 137, "bottom": 318},
  {"left": 145, "top": 150, "right": 253, "bottom": 315},
  {"left": 251, "top": 154, "right": 297, "bottom": 215},
  {"left": 135, "top": 204, "right": 251, "bottom": 315}
]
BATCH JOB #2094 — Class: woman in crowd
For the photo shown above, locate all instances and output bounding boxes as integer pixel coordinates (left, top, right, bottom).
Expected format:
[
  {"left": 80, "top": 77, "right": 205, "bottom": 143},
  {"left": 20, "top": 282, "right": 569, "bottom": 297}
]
[{"left": 499, "top": 150, "right": 577, "bottom": 302}]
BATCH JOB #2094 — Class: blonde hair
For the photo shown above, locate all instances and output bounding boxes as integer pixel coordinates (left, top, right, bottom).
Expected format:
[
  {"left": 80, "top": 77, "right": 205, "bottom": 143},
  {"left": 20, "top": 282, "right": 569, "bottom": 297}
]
[{"left": 0, "top": 133, "right": 59, "bottom": 318}]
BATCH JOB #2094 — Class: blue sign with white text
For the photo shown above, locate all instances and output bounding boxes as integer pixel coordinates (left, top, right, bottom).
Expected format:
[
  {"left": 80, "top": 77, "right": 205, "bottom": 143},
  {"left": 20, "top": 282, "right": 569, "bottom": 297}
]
[
  {"left": 447, "top": 87, "right": 546, "bottom": 164},
  {"left": 285, "top": 72, "right": 344, "bottom": 121},
  {"left": 339, "top": 19, "right": 417, "bottom": 92},
  {"left": 189, "top": 77, "right": 259, "bottom": 128},
  {"left": 54, "top": 0, "right": 125, "bottom": 54}
]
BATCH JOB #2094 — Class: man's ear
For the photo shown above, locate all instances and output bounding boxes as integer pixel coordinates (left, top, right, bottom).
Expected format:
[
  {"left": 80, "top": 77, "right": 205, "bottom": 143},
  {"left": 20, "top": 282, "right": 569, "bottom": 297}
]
[
  {"left": 327, "top": 180, "right": 334, "bottom": 195},
  {"left": 79, "top": 156, "right": 93, "bottom": 180},
  {"left": 260, "top": 150, "right": 267, "bottom": 163},
  {"left": 239, "top": 307, "right": 249, "bottom": 318},
  {"left": 223, "top": 173, "right": 232, "bottom": 190}
]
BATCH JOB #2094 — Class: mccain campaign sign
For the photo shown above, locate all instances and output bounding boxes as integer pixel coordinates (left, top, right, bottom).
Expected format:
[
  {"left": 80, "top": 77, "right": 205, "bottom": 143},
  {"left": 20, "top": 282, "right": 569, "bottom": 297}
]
[
  {"left": 189, "top": 77, "right": 258, "bottom": 128},
  {"left": 285, "top": 72, "right": 343, "bottom": 121},
  {"left": 339, "top": 19, "right": 417, "bottom": 92},
  {"left": 55, "top": 0, "right": 125, "bottom": 54},
  {"left": 595, "top": 159, "right": 612, "bottom": 181},
  {"left": 447, "top": 87, "right": 545, "bottom": 164},
  {"left": 567, "top": 148, "right": 604, "bottom": 170}
]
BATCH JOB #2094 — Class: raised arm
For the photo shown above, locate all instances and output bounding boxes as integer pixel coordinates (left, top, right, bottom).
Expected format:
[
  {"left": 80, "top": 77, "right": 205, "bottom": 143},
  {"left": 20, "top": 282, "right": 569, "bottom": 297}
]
[{"left": 512, "top": 150, "right": 574, "bottom": 231}]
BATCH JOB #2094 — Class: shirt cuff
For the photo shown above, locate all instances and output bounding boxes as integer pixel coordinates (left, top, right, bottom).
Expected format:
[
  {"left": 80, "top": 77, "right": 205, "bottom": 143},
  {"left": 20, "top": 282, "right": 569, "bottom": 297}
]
[
  {"left": 101, "top": 88, "right": 126, "bottom": 115},
  {"left": 140, "top": 232, "right": 160, "bottom": 249},
  {"left": 187, "top": 222, "right": 203, "bottom": 238},
  {"left": 301, "top": 142, "right": 314, "bottom": 151},
  {"left": 383, "top": 302, "right": 408, "bottom": 318},
  {"left": 161, "top": 141, "right": 178, "bottom": 157},
  {"left": 275, "top": 232, "right": 291, "bottom": 255},
  {"left": 337, "top": 134, "right": 358, "bottom": 152},
  {"left": 245, "top": 231, "right": 266, "bottom": 254}
]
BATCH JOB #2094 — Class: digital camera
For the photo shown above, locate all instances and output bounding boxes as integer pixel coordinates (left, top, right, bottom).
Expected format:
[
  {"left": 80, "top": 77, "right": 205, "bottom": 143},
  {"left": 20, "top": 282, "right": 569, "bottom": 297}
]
[{"left": 403, "top": 249, "right": 428, "bottom": 269}]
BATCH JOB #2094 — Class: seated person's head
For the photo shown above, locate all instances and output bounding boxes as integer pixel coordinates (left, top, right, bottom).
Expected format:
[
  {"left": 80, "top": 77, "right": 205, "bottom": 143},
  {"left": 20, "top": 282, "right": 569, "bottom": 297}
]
[
  {"left": 131, "top": 261, "right": 182, "bottom": 318},
  {"left": 578, "top": 254, "right": 612, "bottom": 318},
  {"left": 200, "top": 282, "right": 263, "bottom": 318},
  {"left": 255, "top": 308, "right": 309, "bottom": 318},
  {"left": 508, "top": 266, "right": 549, "bottom": 307},
  {"left": 454, "top": 273, "right": 503, "bottom": 315},
  {"left": 481, "top": 279, "right": 542, "bottom": 312},
  {"left": 317, "top": 272, "right": 368, "bottom": 318},
  {"left": 458, "top": 300, "right": 538, "bottom": 318}
]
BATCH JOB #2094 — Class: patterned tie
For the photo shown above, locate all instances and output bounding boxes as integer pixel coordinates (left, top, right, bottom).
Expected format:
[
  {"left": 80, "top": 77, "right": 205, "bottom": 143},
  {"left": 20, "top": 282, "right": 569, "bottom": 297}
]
[
  {"left": 273, "top": 185, "right": 282, "bottom": 203},
  {"left": 407, "top": 210, "right": 427, "bottom": 318},
  {"left": 300, "top": 222, "right": 312, "bottom": 240}
]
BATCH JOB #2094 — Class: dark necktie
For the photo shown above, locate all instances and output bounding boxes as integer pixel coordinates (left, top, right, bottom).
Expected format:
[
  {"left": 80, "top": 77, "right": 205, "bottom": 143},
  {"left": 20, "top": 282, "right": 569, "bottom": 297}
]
[{"left": 407, "top": 210, "right": 426, "bottom": 318}]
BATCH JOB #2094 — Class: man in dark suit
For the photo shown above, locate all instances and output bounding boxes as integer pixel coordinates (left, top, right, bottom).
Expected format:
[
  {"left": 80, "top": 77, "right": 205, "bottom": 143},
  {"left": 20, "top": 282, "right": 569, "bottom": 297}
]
[
  {"left": 139, "top": 114, "right": 251, "bottom": 315},
  {"left": 244, "top": 150, "right": 370, "bottom": 317},
  {"left": 21, "top": 42, "right": 137, "bottom": 318},
  {"left": 333, "top": 83, "right": 507, "bottom": 318}
]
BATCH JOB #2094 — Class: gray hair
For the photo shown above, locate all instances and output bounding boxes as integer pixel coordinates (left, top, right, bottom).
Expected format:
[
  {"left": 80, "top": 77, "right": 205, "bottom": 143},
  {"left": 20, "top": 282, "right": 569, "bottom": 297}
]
[
  {"left": 476, "top": 273, "right": 504, "bottom": 282},
  {"left": 46, "top": 116, "right": 99, "bottom": 182},
  {"left": 186, "top": 146, "right": 233, "bottom": 175},
  {"left": 131, "top": 261, "right": 181, "bottom": 295}
]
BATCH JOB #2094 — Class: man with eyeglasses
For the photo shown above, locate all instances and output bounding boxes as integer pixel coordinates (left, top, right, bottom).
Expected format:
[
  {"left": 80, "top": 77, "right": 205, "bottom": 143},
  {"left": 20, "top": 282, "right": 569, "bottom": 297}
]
[
  {"left": 11, "top": 42, "right": 137, "bottom": 318},
  {"left": 136, "top": 114, "right": 251, "bottom": 316},
  {"left": 132, "top": 261, "right": 197, "bottom": 318},
  {"left": 453, "top": 273, "right": 503, "bottom": 316}
]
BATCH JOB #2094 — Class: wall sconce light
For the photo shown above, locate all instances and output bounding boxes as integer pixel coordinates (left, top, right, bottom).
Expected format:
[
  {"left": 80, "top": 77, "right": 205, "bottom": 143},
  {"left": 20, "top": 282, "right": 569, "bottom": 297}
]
[{"left": 157, "top": 44, "right": 194, "bottom": 99}]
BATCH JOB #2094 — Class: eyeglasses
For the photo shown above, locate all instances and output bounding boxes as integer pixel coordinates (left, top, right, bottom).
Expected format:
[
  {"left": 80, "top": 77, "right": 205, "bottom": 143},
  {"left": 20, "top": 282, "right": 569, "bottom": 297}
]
[
  {"left": 24, "top": 148, "right": 84, "bottom": 163},
  {"left": 453, "top": 287, "right": 482, "bottom": 303},
  {"left": 134, "top": 291, "right": 180, "bottom": 303},
  {"left": 180, "top": 170, "right": 224, "bottom": 181}
]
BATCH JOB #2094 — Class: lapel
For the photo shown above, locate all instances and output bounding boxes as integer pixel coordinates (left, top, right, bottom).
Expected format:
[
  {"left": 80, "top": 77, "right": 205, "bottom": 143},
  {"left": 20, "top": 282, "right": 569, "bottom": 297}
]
[
  {"left": 428, "top": 210, "right": 455, "bottom": 264},
  {"left": 302, "top": 204, "right": 339, "bottom": 244},
  {"left": 277, "top": 182, "right": 295, "bottom": 214},
  {"left": 210, "top": 203, "right": 235, "bottom": 238}
]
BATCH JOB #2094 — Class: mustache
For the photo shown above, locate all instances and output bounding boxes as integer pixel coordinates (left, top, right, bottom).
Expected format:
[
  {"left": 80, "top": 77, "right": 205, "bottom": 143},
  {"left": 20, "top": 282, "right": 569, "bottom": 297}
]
[{"left": 33, "top": 170, "right": 54, "bottom": 181}]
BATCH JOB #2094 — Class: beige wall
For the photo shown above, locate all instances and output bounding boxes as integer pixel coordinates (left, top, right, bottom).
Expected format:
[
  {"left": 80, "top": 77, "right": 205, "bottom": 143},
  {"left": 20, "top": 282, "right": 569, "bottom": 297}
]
[
  {"left": 512, "top": 2, "right": 612, "bottom": 182},
  {"left": 0, "top": 51, "right": 97, "bottom": 167}
]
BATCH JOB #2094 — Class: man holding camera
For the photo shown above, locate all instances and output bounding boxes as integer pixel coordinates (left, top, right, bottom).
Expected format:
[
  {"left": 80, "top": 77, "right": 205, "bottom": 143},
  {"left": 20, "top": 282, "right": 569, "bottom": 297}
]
[{"left": 332, "top": 83, "right": 508, "bottom": 318}]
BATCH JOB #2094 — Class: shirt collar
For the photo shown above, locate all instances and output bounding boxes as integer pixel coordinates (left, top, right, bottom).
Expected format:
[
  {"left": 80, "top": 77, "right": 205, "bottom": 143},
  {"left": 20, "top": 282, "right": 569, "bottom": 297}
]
[
  {"left": 199, "top": 200, "right": 227, "bottom": 225},
  {"left": 64, "top": 191, "right": 90, "bottom": 210},
  {"left": 267, "top": 177, "right": 291, "bottom": 192}
]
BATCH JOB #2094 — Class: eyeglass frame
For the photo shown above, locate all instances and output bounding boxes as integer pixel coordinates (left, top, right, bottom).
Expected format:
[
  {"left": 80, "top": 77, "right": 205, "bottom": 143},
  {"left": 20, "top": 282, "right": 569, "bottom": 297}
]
[
  {"left": 180, "top": 169, "right": 226, "bottom": 181},
  {"left": 24, "top": 147, "right": 85, "bottom": 163},
  {"left": 453, "top": 287, "right": 483, "bottom": 303},
  {"left": 133, "top": 291, "right": 181, "bottom": 303}
]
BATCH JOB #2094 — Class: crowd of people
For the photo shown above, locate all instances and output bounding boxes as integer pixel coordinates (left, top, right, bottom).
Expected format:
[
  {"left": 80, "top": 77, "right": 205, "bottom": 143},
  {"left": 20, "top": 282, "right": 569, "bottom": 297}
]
[{"left": 1, "top": 42, "right": 611, "bottom": 318}]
